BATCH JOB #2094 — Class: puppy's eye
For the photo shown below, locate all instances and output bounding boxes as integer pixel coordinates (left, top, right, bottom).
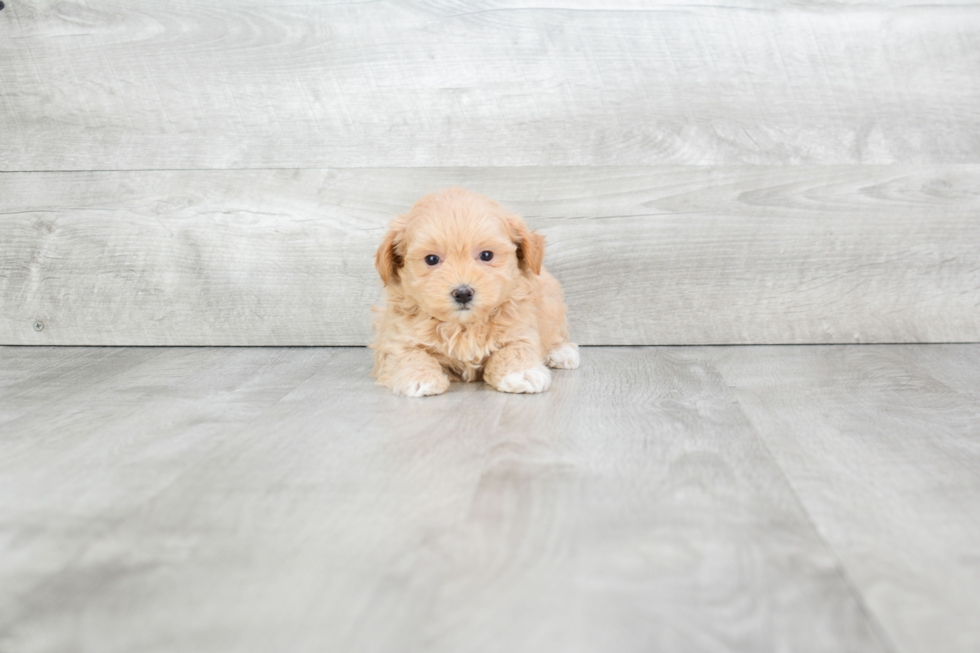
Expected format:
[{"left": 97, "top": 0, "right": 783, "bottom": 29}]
[
  {"left": 479, "top": 251, "right": 494, "bottom": 262},
  {"left": 424, "top": 255, "right": 440, "bottom": 266}
]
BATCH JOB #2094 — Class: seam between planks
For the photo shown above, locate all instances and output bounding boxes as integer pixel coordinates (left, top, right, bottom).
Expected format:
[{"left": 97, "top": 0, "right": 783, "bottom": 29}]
[{"left": 713, "top": 363, "right": 902, "bottom": 653}]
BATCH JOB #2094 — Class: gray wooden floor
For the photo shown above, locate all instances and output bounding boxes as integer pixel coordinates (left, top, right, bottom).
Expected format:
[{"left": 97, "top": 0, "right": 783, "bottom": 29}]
[{"left": 1, "top": 345, "right": 978, "bottom": 653}]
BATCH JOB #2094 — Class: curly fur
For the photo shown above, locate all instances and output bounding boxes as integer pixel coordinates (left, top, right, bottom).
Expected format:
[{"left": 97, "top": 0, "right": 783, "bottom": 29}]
[{"left": 370, "top": 187, "right": 579, "bottom": 396}]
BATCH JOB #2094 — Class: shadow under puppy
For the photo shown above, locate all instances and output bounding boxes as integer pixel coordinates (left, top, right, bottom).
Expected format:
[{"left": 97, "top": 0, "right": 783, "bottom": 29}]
[{"left": 372, "top": 187, "right": 579, "bottom": 397}]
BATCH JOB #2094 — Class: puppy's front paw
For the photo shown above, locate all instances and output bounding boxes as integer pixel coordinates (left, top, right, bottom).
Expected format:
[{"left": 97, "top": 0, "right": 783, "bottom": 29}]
[
  {"left": 545, "top": 343, "right": 580, "bottom": 370},
  {"left": 494, "top": 365, "right": 552, "bottom": 394},
  {"left": 392, "top": 371, "right": 450, "bottom": 397}
]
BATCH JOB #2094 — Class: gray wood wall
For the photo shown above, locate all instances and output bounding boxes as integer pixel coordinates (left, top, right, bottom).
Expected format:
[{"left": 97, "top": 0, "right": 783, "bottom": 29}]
[{"left": 2, "top": 1, "right": 978, "bottom": 345}]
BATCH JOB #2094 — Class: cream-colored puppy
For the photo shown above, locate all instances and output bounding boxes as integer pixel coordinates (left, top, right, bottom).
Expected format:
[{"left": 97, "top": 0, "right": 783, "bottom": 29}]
[{"left": 371, "top": 187, "right": 579, "bottom": 397}]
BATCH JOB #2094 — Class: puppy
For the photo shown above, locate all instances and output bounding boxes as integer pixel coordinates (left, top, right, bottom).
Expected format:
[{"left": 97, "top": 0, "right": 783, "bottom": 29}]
[{"left": 371, "top": 187, "right": 579, "bottom": 397}]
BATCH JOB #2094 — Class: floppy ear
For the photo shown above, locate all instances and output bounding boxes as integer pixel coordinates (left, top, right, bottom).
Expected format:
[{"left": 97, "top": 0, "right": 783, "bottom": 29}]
[
  {"left": 502, "top": 211, "right": 545, "bottom": 275},
  {"left": 375, "top": 218, "right": 406, "bottom": 286}
]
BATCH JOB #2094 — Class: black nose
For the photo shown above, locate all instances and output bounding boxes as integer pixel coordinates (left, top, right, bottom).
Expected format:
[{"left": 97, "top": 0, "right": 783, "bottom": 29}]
[{"left": 451, "top": 286, "right": 474, "bottom": 304}]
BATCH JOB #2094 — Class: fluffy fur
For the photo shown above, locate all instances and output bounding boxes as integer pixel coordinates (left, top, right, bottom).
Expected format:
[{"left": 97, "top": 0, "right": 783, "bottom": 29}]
[{"left": 371, "top": 187, "right": 579, "bottom": 397}]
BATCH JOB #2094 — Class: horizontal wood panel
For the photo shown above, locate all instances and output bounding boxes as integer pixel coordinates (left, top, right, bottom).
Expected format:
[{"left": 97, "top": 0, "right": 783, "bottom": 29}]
[
  {"left": 1, "top": 166, "right": 978, "bottom": 345},
  {"left": 2, "top": 1, "right": 980, "bottom": 169}
]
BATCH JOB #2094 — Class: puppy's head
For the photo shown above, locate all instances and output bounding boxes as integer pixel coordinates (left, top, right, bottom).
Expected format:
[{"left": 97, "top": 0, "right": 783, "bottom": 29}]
[{"left": 376, "top": 187, "right": 544, "bottom": 323}]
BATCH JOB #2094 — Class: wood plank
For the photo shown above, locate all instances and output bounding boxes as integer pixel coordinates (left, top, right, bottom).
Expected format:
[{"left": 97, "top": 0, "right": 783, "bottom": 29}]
[
  {"left": 2, "top": 166, "right": 978, "bottom": 345},
  {"left": 711, "top": 344, "right": 980, "bottom": 653},
  {"left": 0, "top": 346, "right": 889, "bottom": 652},
  {"left": 0, "top": 346, "right": 167, "bottom": 426},
  {"left": 0, "top": 346, "right": 340, "bottom": 652},
  {"left": 2, "top": 1, "right": 979, "bottom": 169}
]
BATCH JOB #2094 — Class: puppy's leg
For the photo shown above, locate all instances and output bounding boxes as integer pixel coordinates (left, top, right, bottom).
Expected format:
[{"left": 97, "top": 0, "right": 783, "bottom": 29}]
[
  {"left": 545, "top": 342, "right": 580, "bottom": 370},
  {"left": 383, "top": 349, "right": 451, "bottom": 397},
  {"left": 484, "top": 343, "right": 552, "bottom": 394}
]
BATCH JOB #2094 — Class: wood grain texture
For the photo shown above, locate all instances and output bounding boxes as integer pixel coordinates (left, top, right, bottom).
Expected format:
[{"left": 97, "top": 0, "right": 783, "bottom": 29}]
[
  {"left": 0, "top": 346, "right": 167, "bottom": 426},
  {"left": 2, "top": 1, "right": 979, "bottom": 169},
  {"left": 2, "top": 166, "right": 978, "bottom": 345},
  {"left": 711, "top": 344, "right": 980, "bottom": 653},
  {"left": 0, "top": 345, "right": 890, "bottom": 653}
]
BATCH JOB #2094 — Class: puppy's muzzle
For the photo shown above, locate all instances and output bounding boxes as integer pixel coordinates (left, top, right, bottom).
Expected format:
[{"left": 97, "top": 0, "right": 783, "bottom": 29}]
[{"left": 451, "top": 285, "right": 474, "bottom": 306}]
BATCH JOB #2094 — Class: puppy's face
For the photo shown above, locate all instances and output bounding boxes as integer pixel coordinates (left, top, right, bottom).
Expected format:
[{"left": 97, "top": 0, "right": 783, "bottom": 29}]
[{"left": 376, "top": 188, "right": 544, "bottom": 324}]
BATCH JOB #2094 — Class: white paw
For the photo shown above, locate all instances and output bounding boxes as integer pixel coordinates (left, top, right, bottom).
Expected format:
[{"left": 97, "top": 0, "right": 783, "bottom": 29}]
[
  {"left": 545, "top": 343, "right": 580, "bottom": 370},
  {"left": 396, "top": 376, "right": 449, "bottom": 397},
  {"left": 496, "top": 365, "right": 552, "bottom": 394}
]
